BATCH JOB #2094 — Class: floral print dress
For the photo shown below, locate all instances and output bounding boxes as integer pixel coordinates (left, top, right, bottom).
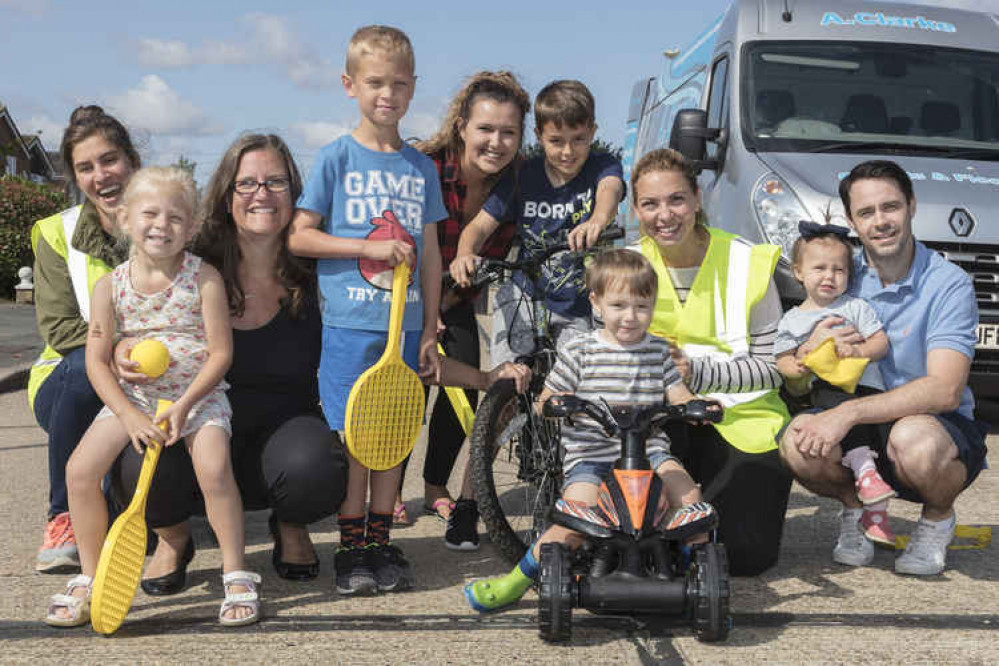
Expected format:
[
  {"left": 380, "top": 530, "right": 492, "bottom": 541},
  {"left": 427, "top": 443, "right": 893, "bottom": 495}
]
[{"left": 95, "top": 252, "right": 231, "bottom": 436}]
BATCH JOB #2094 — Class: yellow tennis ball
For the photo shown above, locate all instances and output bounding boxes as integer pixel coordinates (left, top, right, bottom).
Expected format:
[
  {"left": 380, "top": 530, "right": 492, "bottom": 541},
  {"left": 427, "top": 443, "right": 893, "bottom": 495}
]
[{"left": 130, "top": 339, "right": 170, "bottom": 379}]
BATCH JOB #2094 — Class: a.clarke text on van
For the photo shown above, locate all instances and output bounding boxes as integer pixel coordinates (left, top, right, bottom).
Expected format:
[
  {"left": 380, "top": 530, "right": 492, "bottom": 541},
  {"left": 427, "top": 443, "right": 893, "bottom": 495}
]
[{"left": 621, "top": 0, "right": 999, "bottom": 398}]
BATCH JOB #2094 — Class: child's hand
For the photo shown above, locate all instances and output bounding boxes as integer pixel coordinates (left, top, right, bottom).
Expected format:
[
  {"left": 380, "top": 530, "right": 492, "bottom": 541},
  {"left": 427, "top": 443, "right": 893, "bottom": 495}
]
[
  {"left": 364, "top": 239, "right": 415, "bottom": 269},
  {"left": 669, "top": 346, "right": 691, "bottom": 382},
  {"left": 449, "top": 254, "right": 481, "bottom": 288},
  {"left": 418, "top": 331, "right": 441, "bottom": 384},
  {"left": 120, "top": 407, "right": 166, "bottom": 453},
  {"left": 567, "top": 219, "right": 605, "bottom": 252},
  {"left": 488, "top": 362, "right": 532, "bottom": 394},
  {"left": 835, "top": 340, "right": 856, "bottom": 358},
  {"left": 153, "top": 401, "right": 188, "bottom": 446},
  {"left": 113, "top": 337, "right": 153, "bottom": 385}
]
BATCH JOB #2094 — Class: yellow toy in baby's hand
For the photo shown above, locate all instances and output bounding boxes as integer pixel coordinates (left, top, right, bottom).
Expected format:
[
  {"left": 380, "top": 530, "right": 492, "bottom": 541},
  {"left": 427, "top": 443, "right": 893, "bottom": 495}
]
[
  {"left": 802, "top": 337, "right": 869, "bottom": 394},
  {"left": 130, "top": 339, "right": 170, "bottom": 378}
]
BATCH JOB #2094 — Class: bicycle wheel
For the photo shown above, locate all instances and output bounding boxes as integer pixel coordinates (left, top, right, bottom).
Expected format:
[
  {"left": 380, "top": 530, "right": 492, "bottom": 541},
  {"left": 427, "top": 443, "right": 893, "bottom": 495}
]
[{"left": 470, "top": 378, "right": 562, "bottom": 565}]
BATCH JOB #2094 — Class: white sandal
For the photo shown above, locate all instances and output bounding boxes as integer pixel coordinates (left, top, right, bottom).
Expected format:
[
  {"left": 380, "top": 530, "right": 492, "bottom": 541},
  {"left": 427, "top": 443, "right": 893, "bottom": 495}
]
[
  {"left": 219, "top": 570, "right": 262, "bottom": 627},
  {"left": 44, "top": 574, "right": 93, "bottom": 627}
]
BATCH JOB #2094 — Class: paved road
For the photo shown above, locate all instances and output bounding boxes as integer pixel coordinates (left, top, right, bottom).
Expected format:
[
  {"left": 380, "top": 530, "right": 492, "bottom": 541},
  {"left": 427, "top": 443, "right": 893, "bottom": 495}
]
[
  {"left": 2, "top": 302, "right": 996, "bottom": 662},
  {"left": 1, "top": 380, "right": 996, "bottom": 664}
]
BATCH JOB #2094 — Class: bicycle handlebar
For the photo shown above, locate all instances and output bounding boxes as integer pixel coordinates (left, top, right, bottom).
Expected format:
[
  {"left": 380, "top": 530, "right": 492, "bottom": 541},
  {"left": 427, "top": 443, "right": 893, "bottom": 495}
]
[
  {"left": 542, "top": 394, "right": 723, "bottom": 437},
  {"left": 445, "top": 225, "right": 625, "bottom": 290}
]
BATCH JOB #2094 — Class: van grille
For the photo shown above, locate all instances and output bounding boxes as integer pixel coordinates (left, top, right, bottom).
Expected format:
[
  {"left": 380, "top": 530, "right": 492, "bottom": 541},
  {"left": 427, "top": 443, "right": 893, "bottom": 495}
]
[
  {"left": 923, "top": 241, "right": 999, "bottom": 319},
  {"left": 924, "top": 241, "right": 999, "bottom": 378}
]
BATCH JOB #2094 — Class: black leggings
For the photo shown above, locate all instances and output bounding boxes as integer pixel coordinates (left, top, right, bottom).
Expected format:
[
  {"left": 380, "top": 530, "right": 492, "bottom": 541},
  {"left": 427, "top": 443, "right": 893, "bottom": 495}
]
[
  {"left": 423, "top": 300, "right": 481, "bottom": 488},
  {"left": 113, "top": 414, "right": 348, "bottom": 528},
  {"left": 664, "top": 422, "right": 792, "bottom": 577}
]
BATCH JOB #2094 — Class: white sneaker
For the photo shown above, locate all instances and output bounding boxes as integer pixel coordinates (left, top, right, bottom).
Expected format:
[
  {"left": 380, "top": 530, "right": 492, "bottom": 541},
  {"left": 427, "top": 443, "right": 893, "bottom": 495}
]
[
  {"left": 895, "top": 514, "right": 955, "bottom": 576},
  {"left": 833, "top": 507, "right": 874, "bottom": 566}
]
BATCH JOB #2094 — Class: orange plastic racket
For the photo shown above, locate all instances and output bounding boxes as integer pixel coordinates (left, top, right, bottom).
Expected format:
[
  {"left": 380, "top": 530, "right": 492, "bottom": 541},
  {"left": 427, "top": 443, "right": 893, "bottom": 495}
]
[
  {"left": 345, "top": 264, "right": 425, "bottom": 470},
  {"left": 90, "top": 398, "right": 171, "bottom": 635}
]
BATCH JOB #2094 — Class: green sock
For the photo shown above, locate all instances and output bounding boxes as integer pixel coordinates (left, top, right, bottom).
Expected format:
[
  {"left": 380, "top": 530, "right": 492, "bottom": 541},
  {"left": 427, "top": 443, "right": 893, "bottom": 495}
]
[{"left": 465, "top": 549, "right": 538, "bottom": 612}]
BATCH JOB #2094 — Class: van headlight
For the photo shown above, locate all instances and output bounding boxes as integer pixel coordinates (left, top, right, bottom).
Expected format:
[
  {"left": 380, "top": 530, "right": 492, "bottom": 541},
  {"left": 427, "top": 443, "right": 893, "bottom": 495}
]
[{"left": 752, "top": 173, "right": 810, "bottom": 260}]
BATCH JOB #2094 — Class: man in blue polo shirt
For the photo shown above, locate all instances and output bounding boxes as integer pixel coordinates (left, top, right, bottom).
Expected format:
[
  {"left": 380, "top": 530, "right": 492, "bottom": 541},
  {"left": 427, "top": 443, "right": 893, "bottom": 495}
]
[{"left": 780, "top": 160, "right": 988, "bottom": 576}]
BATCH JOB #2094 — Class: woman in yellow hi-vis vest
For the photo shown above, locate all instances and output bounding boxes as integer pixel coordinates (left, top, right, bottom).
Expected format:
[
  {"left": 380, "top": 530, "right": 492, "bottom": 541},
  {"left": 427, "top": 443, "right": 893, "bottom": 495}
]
[
  {"left": 628, "top": 149, "right": 792, "bottom": 576},
  {"left": 29, "top": 106, "right": 139, "bottom": 573}
]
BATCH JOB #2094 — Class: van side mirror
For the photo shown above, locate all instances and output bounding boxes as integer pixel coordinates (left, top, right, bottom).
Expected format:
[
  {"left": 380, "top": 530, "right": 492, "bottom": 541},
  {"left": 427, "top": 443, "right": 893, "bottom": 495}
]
[{"left": 669, "top": 109, "right": 722, "bottom": 171}]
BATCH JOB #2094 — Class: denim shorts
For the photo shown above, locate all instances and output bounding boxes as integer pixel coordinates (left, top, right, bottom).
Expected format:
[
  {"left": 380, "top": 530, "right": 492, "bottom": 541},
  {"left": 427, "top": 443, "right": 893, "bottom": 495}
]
[{"left": 563, "top": 451, "right": 676, "bottom": 490}]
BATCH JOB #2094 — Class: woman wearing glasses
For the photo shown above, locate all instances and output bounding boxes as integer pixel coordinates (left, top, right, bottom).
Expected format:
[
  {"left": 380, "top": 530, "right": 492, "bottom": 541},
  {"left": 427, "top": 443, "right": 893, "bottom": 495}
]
[{"left": 115, "top": 134, "right": 348, "bottom": 587}]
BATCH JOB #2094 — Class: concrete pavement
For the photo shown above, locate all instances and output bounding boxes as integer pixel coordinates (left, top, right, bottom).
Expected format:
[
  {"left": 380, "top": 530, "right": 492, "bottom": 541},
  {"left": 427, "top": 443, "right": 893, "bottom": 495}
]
[
  {"left": 1, "top": 302, "right": 996, "bottom": 662},
  {"left": 1, "top": 382, "right": 996, "bottom": 664}
]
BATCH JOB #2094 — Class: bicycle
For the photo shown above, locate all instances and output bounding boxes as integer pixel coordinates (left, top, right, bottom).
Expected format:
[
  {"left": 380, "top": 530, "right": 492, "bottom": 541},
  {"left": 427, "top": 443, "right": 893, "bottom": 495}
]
[
  {"left": 455, "top": 226, "right": 624, "bottom": 565},
  {"left": 538, "top": 394, "right": 729, "bottom": 643}
]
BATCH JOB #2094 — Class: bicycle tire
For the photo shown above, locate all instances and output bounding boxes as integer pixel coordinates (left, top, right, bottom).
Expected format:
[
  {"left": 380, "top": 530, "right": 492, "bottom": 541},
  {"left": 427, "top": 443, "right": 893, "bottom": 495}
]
[{"left": 470, "top": 378, "right": 563, "bottom": 565}]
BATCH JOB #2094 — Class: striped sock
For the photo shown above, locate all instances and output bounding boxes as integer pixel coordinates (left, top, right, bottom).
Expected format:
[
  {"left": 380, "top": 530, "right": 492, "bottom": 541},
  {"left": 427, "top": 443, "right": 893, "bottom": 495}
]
[
  {"left": 338, "top": 515, "right": 366, "bottom": 549},
  {"left": 365, "top": 511, "right": 392, "bottom": 546}
]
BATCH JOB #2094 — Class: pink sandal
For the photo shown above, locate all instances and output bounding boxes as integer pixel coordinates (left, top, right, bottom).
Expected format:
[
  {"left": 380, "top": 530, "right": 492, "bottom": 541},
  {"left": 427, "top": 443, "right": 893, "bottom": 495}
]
[
  {"left": 393, "top": 501, "right": 412, "bottom": 527},
  {"left": 424, "top": 498, "right": 456, "bottom": 523}
]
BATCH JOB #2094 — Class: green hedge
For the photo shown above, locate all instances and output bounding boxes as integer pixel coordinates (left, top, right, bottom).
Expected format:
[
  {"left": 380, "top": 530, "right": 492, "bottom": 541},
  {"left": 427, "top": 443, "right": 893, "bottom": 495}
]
[{"left": 0, "top": 177, "right": 69, "bottom": 299}]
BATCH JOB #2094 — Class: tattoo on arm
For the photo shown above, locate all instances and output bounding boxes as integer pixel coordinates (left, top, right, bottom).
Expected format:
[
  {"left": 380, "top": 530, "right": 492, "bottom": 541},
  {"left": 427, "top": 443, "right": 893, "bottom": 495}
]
[{"left": 90, "top": 322, "right": 104, "bottom": 338}]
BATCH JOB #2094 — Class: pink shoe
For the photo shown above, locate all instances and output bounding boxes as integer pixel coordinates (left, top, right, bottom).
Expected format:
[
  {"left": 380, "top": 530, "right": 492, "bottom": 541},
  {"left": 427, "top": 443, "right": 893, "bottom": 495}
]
[
  {"left": 856, "top": 468, "right": 896, "bottom": 505},
  {"left": 861, "top": 509, "right": 895, "bottom": 546}
]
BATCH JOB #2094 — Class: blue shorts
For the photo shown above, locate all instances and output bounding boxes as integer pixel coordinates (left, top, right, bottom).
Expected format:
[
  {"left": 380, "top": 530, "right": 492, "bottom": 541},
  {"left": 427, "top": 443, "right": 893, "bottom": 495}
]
[
  {"left": 876, "top": 411, "right": 988, "bottom": 503},
  {"left": 563, "top": 451, "right": 676, "bottom": 490},
  {"left": 318, "top": 326, "right": 421, "bottom": 431}
]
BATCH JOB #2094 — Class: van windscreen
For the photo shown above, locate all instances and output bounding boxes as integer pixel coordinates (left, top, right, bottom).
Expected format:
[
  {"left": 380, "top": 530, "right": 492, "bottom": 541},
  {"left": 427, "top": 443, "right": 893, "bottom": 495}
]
[{"left": 744, "top": 41, "right": 999, "bottom": 159}]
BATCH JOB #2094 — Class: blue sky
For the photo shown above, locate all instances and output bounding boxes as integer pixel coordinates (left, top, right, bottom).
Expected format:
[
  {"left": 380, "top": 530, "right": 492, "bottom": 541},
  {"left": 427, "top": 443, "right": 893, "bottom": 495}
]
[{"left": 0, "top": 0, "right": 990, "bottom": 183}]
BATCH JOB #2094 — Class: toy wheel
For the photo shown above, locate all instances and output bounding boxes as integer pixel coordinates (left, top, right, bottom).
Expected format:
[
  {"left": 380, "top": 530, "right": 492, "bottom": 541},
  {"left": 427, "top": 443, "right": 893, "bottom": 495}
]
[
  {"left": 689, "top": 543, "right": 730, "bottom": 642},
  {"left": 538, "top": 543, "right": 573, "bottom": 643},
  {"left": 471, "top": 379, "right": 562, "bottom": 564}
]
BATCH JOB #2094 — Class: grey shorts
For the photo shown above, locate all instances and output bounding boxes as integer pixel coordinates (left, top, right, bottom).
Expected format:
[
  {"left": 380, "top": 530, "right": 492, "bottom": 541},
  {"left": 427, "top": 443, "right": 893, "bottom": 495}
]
[
  {"left": 490, "top": 282, "right": 592, "bottom": 365},
  {"left": 563, "top": 451, "right": 677, "bottom": 490}
]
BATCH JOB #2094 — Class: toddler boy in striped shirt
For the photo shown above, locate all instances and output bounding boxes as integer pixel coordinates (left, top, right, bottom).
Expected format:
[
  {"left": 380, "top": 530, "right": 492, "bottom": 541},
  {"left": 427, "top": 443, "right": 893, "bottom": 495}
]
[{"left": 465, "top": 249, "right": 706, "bottom": 612}]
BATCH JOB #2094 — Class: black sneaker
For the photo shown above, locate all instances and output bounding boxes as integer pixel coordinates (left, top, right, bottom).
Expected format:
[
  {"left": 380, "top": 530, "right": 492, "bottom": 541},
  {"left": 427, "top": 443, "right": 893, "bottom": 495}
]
[
  {"left": 365, "top": 543, "right": 413, "bottom": 592},
  {"left": 334, "top": 546, "right": 377, "bottom": 595},
  {"left": 445, "top": 499, "right": 480, "bottom": 551}
]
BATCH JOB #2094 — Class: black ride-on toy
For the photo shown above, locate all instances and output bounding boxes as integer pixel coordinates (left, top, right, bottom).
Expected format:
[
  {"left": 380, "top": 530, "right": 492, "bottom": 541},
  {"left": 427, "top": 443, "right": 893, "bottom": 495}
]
[{"left": 538, "top": 395, "right": 731, "bottom": 644}]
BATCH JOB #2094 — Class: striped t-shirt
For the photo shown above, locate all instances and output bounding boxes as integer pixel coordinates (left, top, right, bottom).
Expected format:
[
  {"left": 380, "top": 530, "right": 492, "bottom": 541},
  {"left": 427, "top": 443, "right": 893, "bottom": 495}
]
[{"left": 545, "top": 331, "right": 683, "bottom": 474}]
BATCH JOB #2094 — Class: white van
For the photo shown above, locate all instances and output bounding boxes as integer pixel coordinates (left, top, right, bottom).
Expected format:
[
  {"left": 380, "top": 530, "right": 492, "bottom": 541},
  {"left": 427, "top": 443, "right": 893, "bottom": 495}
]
[{"left": 621, "top": 0, "right": 999, "bottom": 397}]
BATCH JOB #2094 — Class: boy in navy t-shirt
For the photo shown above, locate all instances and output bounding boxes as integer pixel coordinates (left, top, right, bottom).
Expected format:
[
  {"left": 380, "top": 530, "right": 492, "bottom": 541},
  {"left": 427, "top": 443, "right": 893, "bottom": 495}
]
[
  {"left": 452, "top": 80, "right": 625, "bottom": 364},
  {"left": 288, "top": 25, "right": 446, "bottom": 596}
]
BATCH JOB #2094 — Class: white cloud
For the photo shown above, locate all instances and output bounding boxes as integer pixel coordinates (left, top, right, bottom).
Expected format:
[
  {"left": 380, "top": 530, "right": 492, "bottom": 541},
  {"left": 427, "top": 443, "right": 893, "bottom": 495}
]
[
  {"left": 291, "top": 121, "right": 352, "bottom": 150},
  {"left": 401, "top": 113, "right": 442, "bottom": 143},
  {"left": 0, "top": 0, "right": 51, "bottom": 16},
  {"left": 243, "top": 13, "right": 339, "bottom": 89},
  {"left": 132, "top": 13, "right": 338, "bottom": 89},
  {"left": 136, "top": 37, "right": 250, "bottom": 68},
  {"left": 107, "top": 75, "right": 223, "bottom": 136},
  {"left": 136, "top": 38, "right": 196, "bottom": 67},
  {"left": 25, "top": 115, "right": 64, "bottom": 150}
]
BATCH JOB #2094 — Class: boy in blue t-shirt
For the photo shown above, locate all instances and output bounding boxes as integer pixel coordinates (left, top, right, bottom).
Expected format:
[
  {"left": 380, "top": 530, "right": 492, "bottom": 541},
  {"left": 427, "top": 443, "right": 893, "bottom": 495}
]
[
  {"left": 452, "top": 80, "right": 625, "bottom": 364},
  {"left": 288, "top": 25, "right": 446, "bottom": 596}
]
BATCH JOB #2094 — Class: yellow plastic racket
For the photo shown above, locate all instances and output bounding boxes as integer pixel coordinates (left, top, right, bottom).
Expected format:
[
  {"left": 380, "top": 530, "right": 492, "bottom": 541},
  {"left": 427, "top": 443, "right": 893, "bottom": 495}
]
[
  {"left": 437, "top": 343, "right": 475, "bottom": 435},
  {"left": 91, "top": 398, "right": 171, "bottom": 635},
  {"left": 345, "top": 264, "right": 425, "bottom": 471}
]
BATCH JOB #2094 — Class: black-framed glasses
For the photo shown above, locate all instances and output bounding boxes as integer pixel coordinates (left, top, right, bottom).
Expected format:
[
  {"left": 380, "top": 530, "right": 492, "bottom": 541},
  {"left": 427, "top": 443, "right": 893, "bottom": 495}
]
[{"left": 233, "top": 178, "right": 290, "bottom": 195}]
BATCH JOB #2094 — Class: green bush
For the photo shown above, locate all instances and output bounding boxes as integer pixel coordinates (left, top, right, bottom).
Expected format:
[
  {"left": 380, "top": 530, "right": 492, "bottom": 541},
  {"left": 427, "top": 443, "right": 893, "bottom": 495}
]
[{"left": 0, "top": 177, "right": 69, "bottom": 299}]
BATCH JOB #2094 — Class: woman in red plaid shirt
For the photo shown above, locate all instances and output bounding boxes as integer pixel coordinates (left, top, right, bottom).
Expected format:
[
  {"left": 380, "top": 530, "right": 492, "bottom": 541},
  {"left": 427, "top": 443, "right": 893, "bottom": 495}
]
[{"left": 404, "top": 71, "right": 530, "bottom": 550}]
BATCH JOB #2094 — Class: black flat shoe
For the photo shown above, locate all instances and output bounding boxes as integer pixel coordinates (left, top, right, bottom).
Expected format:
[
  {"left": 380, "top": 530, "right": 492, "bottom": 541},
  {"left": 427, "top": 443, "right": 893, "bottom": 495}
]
[
  {"left": 270, "top": 513, "right": 319, "bottom": 581},
  {"left": 140, "top": 537, "right": 194, "bottom": 596}
]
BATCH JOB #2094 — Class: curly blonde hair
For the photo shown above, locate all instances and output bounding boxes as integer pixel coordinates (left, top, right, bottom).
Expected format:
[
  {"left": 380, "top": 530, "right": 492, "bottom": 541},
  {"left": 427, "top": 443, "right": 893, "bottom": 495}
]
[{"left": 415, "top": 71, "right": 531, "bottom": 163}]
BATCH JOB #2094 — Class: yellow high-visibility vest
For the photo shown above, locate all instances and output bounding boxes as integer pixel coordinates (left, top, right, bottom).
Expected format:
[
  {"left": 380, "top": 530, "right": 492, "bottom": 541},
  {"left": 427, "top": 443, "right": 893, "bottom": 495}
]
[
  {"left": 27, "top": 206, "right": 113, "bottom": 407},
  {"left": 637, "top": 227, "right": 789, "bottom": 453}
]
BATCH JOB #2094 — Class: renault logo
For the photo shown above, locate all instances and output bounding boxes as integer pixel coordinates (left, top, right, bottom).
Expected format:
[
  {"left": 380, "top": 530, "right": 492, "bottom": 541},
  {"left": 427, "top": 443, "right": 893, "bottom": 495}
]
[{"left": 949, "top": 208, "right": 974, "bottom": 237}]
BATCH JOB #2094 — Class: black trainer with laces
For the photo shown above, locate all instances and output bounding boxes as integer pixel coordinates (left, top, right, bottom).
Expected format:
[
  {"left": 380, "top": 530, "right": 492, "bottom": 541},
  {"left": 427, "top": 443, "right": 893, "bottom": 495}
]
[
  {"left": 445, "top": 498, "right": 480, "bottom": 551},
  {"left": 334, "top": 546, "right": 378, "bottom": 595},
  {"left": 365, "top": 543, "right": 413, "bottom": 592}
]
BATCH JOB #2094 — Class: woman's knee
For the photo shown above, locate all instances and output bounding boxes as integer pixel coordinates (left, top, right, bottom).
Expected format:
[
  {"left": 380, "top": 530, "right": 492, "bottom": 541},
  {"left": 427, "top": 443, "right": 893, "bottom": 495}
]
[{"left": 262, "top": 416, "right": 347, "bottom": 520}]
